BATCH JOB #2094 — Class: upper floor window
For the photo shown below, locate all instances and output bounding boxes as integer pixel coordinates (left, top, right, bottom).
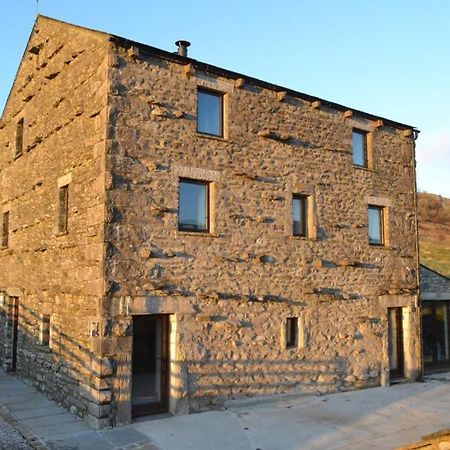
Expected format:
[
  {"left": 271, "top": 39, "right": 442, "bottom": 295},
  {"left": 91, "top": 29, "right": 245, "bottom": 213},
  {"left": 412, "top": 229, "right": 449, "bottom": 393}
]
[
  {"left": 2, "top": 212, "right": 9, "bottom": 248},
  {"left": 15, "top": 118, "right": 24, "bottom": 158},
  {"left": 368, "top": 205, "right": 384, "bottom": 245},
  {"left": 352, "top": 129, "right": 368, "bottom": 167},
  {"left": 58, "top": 185, "right": 69, "bottom": 234},
  {"left": 178, "top": 178, "right": 210, "bottom": 232},
  {"left": 292, "top": 195, "right": 308, "bottom": 237},
  {"left": 197, "top": 88, "right": 223, "bottom": 137}
]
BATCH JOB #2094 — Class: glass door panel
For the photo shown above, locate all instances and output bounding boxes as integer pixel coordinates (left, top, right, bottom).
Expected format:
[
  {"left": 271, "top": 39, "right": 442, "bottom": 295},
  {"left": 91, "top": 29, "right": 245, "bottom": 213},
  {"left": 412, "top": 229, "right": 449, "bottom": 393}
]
[
  {"left": 422, "top": 305, "right": 434, "bottom": 364},
  {"left": 436, "top": 304, "right": 449, "bottom": 362},
  {"left": 422, "top": 301, "right": 450, "bottom": 371}
]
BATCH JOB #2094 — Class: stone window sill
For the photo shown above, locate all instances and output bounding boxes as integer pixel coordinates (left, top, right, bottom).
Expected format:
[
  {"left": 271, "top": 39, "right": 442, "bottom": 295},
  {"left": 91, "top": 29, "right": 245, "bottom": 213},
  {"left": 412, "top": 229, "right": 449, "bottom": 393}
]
[
  {"left": 369, "top": 244, "right": 391, "bottom": 250},
  {"left": 195, "top": 132, "right": 228, "bottom": 142},
  {"left": 289, "top": 235, "right": 317, "bottom": 241},
  {"left": 353, "top": 164, "right": 375, "bottom": 173},
  {"left": 38, "top": 346, "right": 52, "bottom": 353},
  {"left": 176, "top": 230, "right": 220, "bottom": 238}
]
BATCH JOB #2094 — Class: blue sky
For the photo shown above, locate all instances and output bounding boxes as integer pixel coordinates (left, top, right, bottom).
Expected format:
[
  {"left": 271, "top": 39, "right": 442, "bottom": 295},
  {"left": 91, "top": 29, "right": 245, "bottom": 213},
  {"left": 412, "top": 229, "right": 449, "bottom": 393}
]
[{"left": 1, "top": 0, "right": 449, "bottom": 197}]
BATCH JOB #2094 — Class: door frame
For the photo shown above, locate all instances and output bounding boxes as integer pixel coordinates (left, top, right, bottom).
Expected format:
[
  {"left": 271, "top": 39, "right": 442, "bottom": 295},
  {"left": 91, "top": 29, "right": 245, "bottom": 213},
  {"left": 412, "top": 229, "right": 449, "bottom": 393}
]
[
  {"left": 131, "top": 314, "right": 170, "bottom": 417},
  {"left": 10, "top": 296, "right": 19, "bottom": 372}
]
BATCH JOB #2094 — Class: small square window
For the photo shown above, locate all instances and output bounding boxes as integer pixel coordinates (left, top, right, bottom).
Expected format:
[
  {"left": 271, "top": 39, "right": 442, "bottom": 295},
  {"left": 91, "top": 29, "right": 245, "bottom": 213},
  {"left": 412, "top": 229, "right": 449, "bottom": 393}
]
[
  {"left": 197, "top": 89, "right": 223, "bottom": 137},
  {"left": 292, "top": 195, "right": 308, "bottom": 237},
  {"left": 286, "top": 317, "right": 298, "bottom": 348},
  {"left": 368, "top": 205, "right": 384, "bottom": 245},
  {"left": 352, "top": 129, "right": 368, "bottom": 167},
  {"left": 15, "top": 118, "right": 24, "bottom": 158},
  {"left": 2, "top": 211, "right": 9, "bottom": 248},
  {"left": 58, "top": 185, "right": 69, "bottom": 233},
  {"left": 178, "top": 179, "right": 210, "bottom": 232}
]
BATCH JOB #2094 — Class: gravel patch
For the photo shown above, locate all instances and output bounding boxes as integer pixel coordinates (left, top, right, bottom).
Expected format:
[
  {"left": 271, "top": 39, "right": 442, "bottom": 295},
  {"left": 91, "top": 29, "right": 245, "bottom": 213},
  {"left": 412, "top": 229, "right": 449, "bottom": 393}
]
[{"left": 0, "top": 415, "right": 31, "bottom": 449}]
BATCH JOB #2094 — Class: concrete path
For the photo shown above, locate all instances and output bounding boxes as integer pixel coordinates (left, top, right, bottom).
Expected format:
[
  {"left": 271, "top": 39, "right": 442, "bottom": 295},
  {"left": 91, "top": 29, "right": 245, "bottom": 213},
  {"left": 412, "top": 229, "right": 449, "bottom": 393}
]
[
  {"left": 1, "top": 370, "right": 450, "bottom": 450},
  {"left": 0, "top": 371, "right": 155, "bottom": 449}
]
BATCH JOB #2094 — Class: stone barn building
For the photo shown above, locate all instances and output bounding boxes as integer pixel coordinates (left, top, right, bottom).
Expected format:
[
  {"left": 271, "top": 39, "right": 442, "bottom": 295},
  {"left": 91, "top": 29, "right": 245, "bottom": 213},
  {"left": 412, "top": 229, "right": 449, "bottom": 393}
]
[
  {"left": 420, "top": 264, "right": 450, "bottom": 373},
  {"left": 0, "top": 16, "right": 422, "bottom": 428}
]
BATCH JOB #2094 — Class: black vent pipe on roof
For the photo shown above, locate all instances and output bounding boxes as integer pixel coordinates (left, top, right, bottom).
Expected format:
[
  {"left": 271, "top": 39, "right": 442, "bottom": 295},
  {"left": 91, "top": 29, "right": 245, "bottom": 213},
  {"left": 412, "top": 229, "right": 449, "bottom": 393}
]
[{"left": 175, "top": 40, "right": 191, "bottom": 57}]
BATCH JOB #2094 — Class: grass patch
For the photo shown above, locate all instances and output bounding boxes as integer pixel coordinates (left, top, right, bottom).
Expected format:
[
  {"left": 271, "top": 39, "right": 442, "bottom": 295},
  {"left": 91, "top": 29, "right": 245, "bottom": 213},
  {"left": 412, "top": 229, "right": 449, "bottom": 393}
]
[{"left": 419, "top": 240, "right": 450, "bottom": 277}]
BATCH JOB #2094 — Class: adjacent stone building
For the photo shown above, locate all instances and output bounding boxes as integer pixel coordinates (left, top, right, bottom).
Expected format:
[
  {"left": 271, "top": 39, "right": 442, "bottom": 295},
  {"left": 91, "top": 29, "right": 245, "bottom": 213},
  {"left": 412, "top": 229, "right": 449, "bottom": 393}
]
[
  {"left": 0, "top": 16, "right": 422, "bottom": 428},
  {"left": 420, "top": 264, "right": 450, "bottom": 372}
]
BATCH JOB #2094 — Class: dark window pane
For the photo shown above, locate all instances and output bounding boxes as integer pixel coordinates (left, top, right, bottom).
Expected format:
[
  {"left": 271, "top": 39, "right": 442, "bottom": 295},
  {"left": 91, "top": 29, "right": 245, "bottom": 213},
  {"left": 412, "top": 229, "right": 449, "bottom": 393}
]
[
  {"left": 2, "top": 211, "right": 9, "bottom": 248},
  {"left": 59, "top": 185, "right": 69, "bottom": 233},
  {"left": 293, "top": 195, "right": 307, "bottom": 236},
  {"left": 197, "top": 90, "right": 222, "bottom": 136},
  {"left": 179, "top": 180, "right": 209, "bottom": 232},
  {"left": 286, "top": 318, "right": 298, "bottom": 348},
  {"left": 421, "top": 305, "right": 434, "bottom": 363},
  {"left": 15, "top": 118, "right": 24, "bottom": 158},
  {"left": 352, "top": 130, "right": 367, "bottom": 167},
  {"left": 436, "top": 304, "right": 449, "bottom": 362},
  {"left": 368, "top": 206, "right": 383, "bottom": 245}
]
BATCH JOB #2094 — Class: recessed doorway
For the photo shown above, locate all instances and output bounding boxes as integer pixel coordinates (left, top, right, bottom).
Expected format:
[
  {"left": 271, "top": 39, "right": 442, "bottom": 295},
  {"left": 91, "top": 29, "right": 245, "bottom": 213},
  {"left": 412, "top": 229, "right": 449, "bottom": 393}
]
[
  {"left": 388, "top": 307, "right": 404, "bottom": 380},
  {"left": 131, "top": 314, "right": 170, "bottom": 417}
]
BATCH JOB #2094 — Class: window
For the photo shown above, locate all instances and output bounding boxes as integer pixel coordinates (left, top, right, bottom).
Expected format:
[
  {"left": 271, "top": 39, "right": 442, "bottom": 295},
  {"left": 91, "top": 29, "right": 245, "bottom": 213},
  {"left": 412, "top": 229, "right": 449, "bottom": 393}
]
[
  {"left": 39, "top": 314, "right": 51, "bottom": 346},
  {"left": 197, "top": 89, "right": 223, "bottom": 137},
  {"left": 178, "top": 179, "right": 210, "bottom": 232},
  {"left": 292, "top": 195, "right": 308, "bottom": 237},
  {"left": 2, "top": 212, "right": 9, "bottom": 248},
  {"left": 15, "top": 118, "right": 24, "bottom": 158},
  {"left": 58, "top": 185, "right": 69, "bottom": 233},
  {"left": 286, "top": 317, "right": 298, "bottom": 348},
  {"left": 368, "top": 205, "right": 384, "bottom": 245},
  {"left": 352, "top": 129, "right": 368, "bottom": 167}
]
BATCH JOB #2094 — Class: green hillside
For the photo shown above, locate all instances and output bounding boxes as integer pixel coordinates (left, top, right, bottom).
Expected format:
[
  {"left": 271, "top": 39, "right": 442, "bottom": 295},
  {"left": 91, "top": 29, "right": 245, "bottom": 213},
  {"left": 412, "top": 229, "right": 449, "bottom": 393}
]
[{"left": 418, "top": 192, "right": 450, "bottom": 277}]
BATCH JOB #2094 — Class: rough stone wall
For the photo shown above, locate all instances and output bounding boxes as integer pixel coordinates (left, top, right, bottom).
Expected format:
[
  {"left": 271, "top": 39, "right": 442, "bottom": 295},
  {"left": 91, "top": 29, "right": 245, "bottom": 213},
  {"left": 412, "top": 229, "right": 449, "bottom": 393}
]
[
  {"left": 103, "top": 44, "right": 420, "bottom": 421},
  {"left": 0, "top": 16, "right": 422, "bottom": 428},
  {"left": 0, "top": 17, "right": 109, "bottom": 426},
  {"left": 420, "top": 265, "right": 450, "bottom": 300}
]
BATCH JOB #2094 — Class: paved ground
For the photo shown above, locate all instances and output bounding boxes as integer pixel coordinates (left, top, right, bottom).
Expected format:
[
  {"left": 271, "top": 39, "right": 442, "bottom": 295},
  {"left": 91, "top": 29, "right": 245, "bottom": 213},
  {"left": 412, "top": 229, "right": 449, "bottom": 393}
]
[
  {"left": 0, "top": 414, "right": 30, "bottom": 449},
  {"left": 1, "top": 370, "right": 450, "bottom": 450}
]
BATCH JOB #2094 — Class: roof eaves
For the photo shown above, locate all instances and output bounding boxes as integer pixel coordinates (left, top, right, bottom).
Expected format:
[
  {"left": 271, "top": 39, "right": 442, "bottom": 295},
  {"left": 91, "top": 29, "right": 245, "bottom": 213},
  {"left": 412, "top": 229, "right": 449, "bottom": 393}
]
[{"left": 109, "top": 34, "right": 417, "bottom": 132}]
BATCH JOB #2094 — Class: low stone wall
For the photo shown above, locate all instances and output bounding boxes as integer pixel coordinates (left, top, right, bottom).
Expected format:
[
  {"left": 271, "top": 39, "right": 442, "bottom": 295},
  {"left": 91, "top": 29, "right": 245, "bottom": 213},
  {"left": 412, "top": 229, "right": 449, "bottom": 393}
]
[{"left": 398, "top": 429, "right": 450, "bottom": 449}]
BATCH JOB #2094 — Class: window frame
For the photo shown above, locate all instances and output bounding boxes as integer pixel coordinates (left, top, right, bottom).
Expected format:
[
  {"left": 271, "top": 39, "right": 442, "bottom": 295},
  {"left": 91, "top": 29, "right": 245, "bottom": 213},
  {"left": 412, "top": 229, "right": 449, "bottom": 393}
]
[
  {"left": 2, "top": 211, "right": 9, "bottom": 248},
  {"left": 286, "top": 317, "right": 298, "bottom": 349},
  {"left": 58, "top": 184, "right": 69, "bottom": 234},
  {"left": 15, "top": 118, "right": 24, "bottom": 159},
  {"left": 352, "top": 128, "right": 369, "bottom": 168},
  {"left": 368, "top": 205, "right": 384, "bottom": 246},
  {"left": 292, "top": 194, "right": 308, "bottom": 237},
  {"left": 178, "top": 178, "right": 211, "bottom": 233},
  {"left": 196, "top": 88, "right": 224, "bottom": 138}
]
